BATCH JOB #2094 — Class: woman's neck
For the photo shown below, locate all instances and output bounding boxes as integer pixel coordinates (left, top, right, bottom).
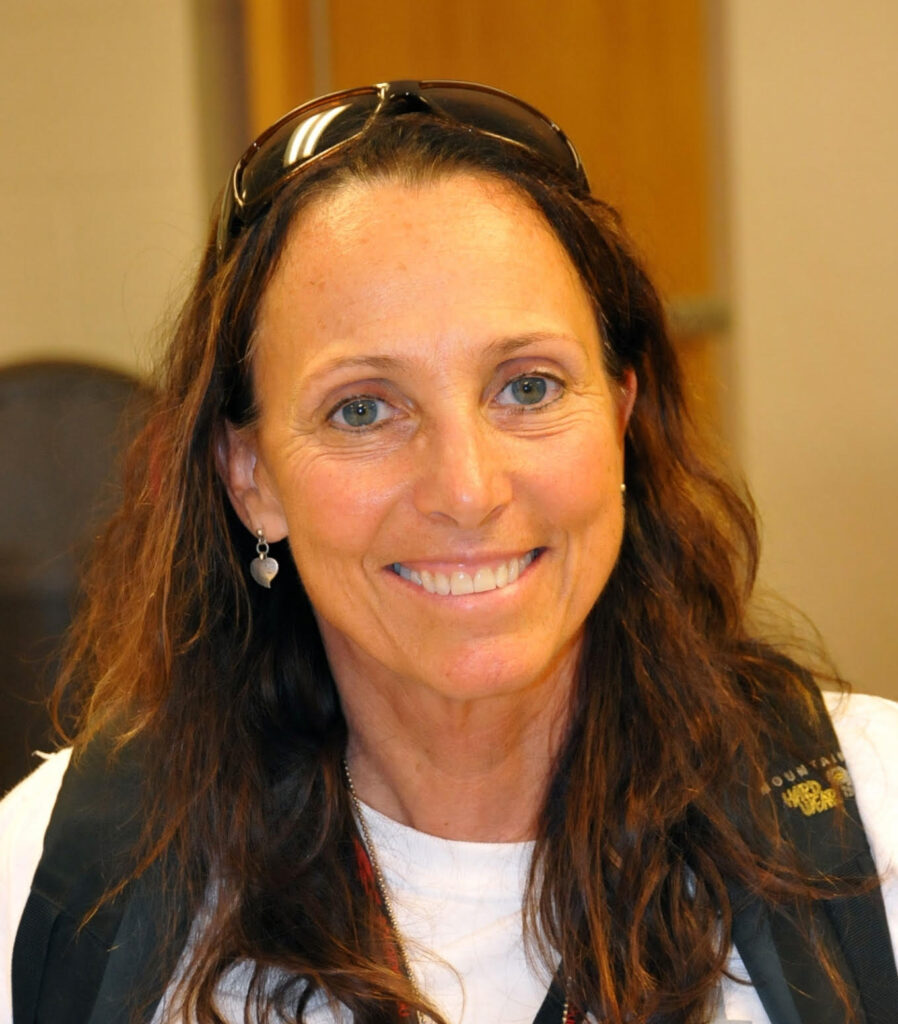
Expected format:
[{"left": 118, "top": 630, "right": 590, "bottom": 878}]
[{"left": 338, "top": 656, "right": 574, "bottom": 842}]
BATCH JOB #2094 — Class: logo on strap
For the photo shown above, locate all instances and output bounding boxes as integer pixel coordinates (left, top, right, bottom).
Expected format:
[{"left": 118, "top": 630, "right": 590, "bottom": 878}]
[{"left": 760, "top": 751, "right": 856, "bottom": 816}]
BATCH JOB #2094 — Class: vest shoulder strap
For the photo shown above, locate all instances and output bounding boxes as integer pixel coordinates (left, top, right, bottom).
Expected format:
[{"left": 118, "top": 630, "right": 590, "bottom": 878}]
[
  {"left": 730, "top": 685, "right": 898, "bottom": 1024},
  {"left": 12, "top": 734, "right": 178, "bottom": 1024}
]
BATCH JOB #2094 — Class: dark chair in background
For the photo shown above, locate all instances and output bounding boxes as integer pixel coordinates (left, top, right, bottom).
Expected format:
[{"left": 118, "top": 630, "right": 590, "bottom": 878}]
[{"left": 0, "top": 360, "right": 152, "bottom": 794}]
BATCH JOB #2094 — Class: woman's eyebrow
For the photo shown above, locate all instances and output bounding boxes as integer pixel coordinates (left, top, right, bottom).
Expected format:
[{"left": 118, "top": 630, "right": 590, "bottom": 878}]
[
  {"left": 302, "top": 353, "right": 405, "bottom": 386},
  {"left": 482, "top": 331, "right": 584, "bottom": 360},
  {"left": 300, "top": 332, "right": 583, "bottom": 389}
]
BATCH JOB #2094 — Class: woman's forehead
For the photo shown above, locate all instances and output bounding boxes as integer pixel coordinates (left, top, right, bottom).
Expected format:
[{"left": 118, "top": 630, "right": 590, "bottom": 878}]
[
  {"left": 253, "top": 173, "right": 598, "bottom": 367},
  {"left": 277, "top": 171, "right": 558, "bottom": 275}
]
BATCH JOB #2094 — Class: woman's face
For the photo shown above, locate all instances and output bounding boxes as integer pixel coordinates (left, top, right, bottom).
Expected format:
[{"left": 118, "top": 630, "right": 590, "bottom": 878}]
[{"left": 226, "top": 173, "right": 635, "bottom": 705}]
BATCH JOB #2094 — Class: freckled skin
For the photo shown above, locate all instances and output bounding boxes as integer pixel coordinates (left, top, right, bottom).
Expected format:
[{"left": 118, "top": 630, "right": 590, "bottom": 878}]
[{"left": 224, "top": 173, "right": 635, "bottom": 836}]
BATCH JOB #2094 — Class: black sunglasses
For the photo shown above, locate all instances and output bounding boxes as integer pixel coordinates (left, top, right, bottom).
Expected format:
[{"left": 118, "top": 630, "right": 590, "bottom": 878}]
[{"left": 216, "top": 79, "right": 588, "bottom": 262}]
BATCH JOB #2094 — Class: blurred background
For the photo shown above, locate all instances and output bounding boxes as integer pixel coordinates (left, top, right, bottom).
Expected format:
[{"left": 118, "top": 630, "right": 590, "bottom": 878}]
[{"left": 1, "top": 0, "right": 896, "bottom": 787}]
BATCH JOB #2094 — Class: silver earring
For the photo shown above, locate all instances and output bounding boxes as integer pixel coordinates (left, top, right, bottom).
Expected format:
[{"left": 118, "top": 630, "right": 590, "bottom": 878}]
[
  {"left": 250, "top": 528, "right": 279, "bottom": 588},
  {"left": 620, "top": 482, "right": 627, "bottom": 495}
]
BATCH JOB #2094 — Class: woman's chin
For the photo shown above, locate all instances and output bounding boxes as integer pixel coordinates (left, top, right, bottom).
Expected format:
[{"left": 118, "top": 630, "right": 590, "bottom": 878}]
[{"left": 401, "top": 633, "right": 582, "bottom": 708}]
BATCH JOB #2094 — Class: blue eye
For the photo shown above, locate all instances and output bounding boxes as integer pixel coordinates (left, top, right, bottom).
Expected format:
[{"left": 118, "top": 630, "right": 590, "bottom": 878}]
[
  {"left": 510, "top": 377, "right": 547, "bottom": 404},
  {"left": 338, "top": 398, "right": 381, "bottom": 427},
  {"left": 329, "top": 395, "right": 398, "bottom": 430},
  {"left": 497, "top": 374, "right": 559, "bottom": 407}
]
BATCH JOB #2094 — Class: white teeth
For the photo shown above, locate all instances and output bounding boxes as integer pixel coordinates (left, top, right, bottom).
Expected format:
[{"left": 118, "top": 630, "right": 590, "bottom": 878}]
[
  {"left": 473, "top": 567, "right": 496, "bottom": 592},
  {"left": 393, "top": 551, "right": 539, "bottom": 596},
  {"left": 450, "top": 571, "right": 474, "bottom": 595}
]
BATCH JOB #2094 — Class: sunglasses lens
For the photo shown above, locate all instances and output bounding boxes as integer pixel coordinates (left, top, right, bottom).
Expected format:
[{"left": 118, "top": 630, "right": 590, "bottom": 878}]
[
  {"left": 420, "top": 85, "right": 583, "bottom": 184},
  {"left": 238, "top": 91, "right": 382, "bottom": 212}
]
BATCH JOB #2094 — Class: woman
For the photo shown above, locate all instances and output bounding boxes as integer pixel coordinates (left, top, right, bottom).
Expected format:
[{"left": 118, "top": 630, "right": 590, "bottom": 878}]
[{"left": 2, "top": 81, "right": 897, "bottom": 1024}]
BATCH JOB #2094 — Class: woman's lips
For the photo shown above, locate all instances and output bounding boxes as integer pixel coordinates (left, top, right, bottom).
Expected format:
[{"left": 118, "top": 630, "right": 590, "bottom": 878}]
[{"left": 390, "top": 549, "right": 542, "bottom": 595}]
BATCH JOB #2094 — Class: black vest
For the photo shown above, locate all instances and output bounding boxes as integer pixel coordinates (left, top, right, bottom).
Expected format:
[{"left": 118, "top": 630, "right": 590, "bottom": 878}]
[{"left": 12, "top": 689, "right": 898, "bottom": 1023}]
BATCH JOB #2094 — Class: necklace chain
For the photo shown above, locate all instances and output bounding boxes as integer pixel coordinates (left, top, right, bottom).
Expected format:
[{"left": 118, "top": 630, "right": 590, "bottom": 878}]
[
  {"left": 343, "top": 758, "right": 426, "bottom": 1022},
  {"left": 342, "top": 759, "right": 571, "bottom": 1024}
]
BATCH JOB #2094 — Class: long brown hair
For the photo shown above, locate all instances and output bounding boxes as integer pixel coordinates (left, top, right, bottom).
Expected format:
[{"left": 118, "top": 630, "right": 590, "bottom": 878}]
[{"left": 57, "top": 114, "right": 843, "bottom": 1023}]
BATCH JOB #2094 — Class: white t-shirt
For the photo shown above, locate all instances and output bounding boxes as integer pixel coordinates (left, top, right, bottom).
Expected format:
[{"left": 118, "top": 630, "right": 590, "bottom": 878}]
[{"left": 2, "top": 692, "right": 897, "bottom": 1024}]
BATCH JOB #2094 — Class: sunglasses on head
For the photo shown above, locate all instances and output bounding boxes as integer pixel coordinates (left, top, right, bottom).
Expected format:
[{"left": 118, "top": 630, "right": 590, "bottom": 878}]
[{"left": 216, "top": 79, "right": 589, "bottom": 263}]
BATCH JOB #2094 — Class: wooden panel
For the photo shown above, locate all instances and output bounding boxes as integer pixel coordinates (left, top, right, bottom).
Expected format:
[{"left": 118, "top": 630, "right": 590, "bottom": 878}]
[{"left": 241, "top": 0, "right": 314, "bottom": 133}]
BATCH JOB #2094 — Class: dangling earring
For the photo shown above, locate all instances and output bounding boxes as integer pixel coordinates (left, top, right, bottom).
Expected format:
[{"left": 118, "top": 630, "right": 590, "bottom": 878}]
[
  {"left": 250, "top": 528, "right": 279, "bottom": 588},
  {"left": 620, "top": 482, "right": 627, "bottom": 496}
]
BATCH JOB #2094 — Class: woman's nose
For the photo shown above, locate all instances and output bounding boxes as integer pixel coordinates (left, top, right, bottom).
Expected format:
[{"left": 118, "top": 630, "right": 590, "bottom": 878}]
[{"left": 412, "top": 418, "right": 512, "bottom": 529}]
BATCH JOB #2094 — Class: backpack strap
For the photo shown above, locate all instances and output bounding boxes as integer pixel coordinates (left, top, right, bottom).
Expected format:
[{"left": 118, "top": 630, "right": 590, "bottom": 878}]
[
  {"left": 11, "top": 734, "right": 183, "bottom": 1024},
  {"left": 730, "top": 687, "right": 898, "bottom": 1024}
]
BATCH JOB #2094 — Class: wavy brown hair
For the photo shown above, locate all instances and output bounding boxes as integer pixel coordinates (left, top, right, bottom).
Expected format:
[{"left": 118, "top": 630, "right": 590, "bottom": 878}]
[{"left": 56, "top": 114, "right": 848, "bottom": 1023}]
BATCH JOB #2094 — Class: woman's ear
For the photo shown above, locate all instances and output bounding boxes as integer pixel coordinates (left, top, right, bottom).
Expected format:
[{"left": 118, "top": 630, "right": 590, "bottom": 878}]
[
  {"left": 617, "top": 367, "right": 638, "bottom": 438},
  {"left": 215, "top": 422, "right": 289, "bottom": 542}
]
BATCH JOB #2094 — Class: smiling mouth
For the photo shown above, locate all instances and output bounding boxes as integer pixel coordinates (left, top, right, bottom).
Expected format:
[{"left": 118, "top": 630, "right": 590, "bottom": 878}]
[{"left": 390, "top": 549, "right": 542, "bottom": 596}]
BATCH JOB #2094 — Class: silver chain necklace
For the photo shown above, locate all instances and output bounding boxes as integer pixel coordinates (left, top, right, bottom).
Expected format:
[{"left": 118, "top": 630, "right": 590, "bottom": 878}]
[
  {"left": 342, "top": 759, "right": 571, "bottom": 1024},
  {"left": 343, "top": 759, "right": 426, "bottom": 1022}
]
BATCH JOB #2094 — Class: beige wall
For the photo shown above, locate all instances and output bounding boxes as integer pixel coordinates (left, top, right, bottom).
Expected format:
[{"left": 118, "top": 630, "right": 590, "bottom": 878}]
[
  {"left": 724, "top": 0, "right": 898, "bottom": 698},
  {"left": 1, "top": 1, "right": 210, "bottom": 376}
]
